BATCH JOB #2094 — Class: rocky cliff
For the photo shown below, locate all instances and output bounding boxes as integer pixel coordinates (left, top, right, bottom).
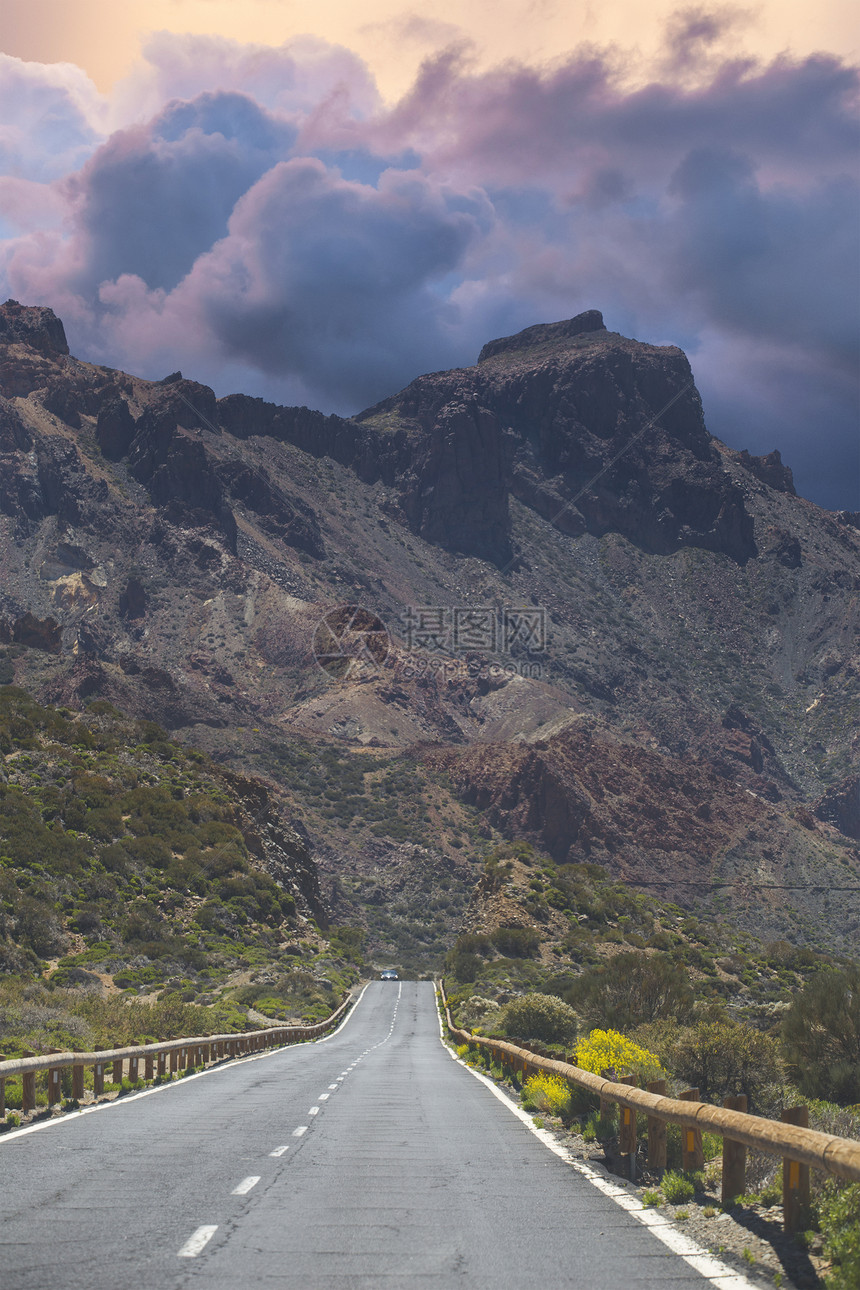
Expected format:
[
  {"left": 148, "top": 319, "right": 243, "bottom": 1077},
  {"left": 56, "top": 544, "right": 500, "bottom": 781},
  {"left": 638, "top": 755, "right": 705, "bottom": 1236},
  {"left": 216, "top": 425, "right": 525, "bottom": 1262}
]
[{"left": 0, "top": 298, "right": 857, "bottom": 954}]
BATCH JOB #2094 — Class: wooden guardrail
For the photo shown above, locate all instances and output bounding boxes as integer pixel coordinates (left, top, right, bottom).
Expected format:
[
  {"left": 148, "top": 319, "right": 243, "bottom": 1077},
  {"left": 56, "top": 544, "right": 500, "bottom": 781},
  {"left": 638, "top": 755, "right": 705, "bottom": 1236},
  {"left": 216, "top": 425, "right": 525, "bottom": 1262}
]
[
  {"left": 438, "top": 983, "right": 860, "bottom": 1232},
  {"left": 0, "top": 995, "right": 354, "bottom": 1122}
]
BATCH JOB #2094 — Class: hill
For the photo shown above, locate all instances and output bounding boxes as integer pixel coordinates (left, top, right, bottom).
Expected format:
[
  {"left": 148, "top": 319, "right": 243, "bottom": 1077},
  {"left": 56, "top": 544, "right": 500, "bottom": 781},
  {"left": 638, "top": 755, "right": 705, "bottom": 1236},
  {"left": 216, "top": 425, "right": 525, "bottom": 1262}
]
[{"left": 0, "top": 686, "right": 361, "bottom": 1033}]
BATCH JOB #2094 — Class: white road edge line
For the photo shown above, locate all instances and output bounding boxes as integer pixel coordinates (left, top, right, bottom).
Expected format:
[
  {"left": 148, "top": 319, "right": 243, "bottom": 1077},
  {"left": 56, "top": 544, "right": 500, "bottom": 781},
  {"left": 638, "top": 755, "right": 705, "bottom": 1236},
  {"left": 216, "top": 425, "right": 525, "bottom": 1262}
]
[
  {"left": 0, "top": 983, "right": 373, "bottom": 1147},
  {"left": 177, "top": 1225, "right": 218, "bottom": 1258},
  {"left": 269, "top": 1145, "right": 289, "bottom": 1157},
  {"left": 436, "top": 994, "right": 757, "bottom": 1290},
  {"left": 231, "top": 1176, "right": 260, "bottom": 1195}
]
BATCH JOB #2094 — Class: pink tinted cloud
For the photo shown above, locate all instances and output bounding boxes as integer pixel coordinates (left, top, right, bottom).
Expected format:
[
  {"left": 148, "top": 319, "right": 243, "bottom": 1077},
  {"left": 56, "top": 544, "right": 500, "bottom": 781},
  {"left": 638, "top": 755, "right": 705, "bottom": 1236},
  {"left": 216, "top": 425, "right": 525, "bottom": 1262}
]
[
  {"left": 115, "top": 32, "right": 380, "bottom": 124},
  {"left": 0, "top": 26, "right": 857, "bottom": 504}
]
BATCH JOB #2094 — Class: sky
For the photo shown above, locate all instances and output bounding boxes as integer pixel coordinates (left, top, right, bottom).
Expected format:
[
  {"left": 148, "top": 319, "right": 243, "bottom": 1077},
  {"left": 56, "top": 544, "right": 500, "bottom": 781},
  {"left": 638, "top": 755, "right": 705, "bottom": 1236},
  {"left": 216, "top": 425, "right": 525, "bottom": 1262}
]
[{"left": 0, "top": 1, "right": 857, "bottom": 509}]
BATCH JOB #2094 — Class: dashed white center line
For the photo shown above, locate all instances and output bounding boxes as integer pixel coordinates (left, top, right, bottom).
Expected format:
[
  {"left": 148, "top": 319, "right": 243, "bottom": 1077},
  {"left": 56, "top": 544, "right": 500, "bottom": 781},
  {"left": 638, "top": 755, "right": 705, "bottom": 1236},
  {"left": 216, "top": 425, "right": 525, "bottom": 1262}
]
[
  {"left": 328, "top": 1084, "right": 338, "bottom": 1090},
  {"left": 318, "top": 1093, "right": 329, "bottom": 1101},
  {"left": 177, "top": 1225, "right": 218, "bottom": 1258},
  {"left": 309, "top": 1106, "right": 320, "bottom": 1116},
  {"left": 269, "top": 1145, "right": 289, "bottom": 1157},
  {"left": 292, "top": 1126, "right": 308, "bottom": 1137},
  {"left": 232, "top": 1176, "right": 260, "bottom": 1196}
]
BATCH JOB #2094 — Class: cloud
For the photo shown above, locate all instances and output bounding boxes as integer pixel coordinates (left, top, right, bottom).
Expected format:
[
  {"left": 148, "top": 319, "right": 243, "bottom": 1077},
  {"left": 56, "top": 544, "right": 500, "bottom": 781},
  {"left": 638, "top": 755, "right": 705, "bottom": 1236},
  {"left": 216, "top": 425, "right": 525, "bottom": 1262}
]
[
  {"left": 115, "top": 32, "right": 380, "bottom": 124},
  {"left": 0, "top": 25, "right": 857, "bottom": 506},
  {"left": 0, "top": 53, "right": 105, "bottom": 181},
  {"left": 94, "top": 159, "right": 493, "bottom": 408},
  {"left": 60, "top": 92, "right": 295, "bottom": 294}
]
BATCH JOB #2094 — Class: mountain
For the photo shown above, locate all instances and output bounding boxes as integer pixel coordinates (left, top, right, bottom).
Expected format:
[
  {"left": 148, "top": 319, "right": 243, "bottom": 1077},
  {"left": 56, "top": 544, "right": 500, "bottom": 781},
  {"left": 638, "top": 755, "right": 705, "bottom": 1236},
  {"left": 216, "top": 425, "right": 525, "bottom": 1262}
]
[{"left": 0, "top": 298, "right": 858, "bottom": 961}]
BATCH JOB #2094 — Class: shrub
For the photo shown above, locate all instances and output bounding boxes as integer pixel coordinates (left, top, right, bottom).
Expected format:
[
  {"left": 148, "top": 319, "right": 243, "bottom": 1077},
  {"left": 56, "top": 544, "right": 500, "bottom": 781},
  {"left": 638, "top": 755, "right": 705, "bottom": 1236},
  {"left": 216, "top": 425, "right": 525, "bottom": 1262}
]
[
  {"left": 819, "top": 1182, "right": 860, "bottom": 1290},
  {"left": 666, "top": 1019, "right": 780, "bottom": 1106},
  {"left": 661, "top": 1172, "right": 695, "bottom": 1204},
  {"left": 492, "top": 927, "right": 539, "bottom": 958},
  {"left": 642, "top": 1190, "right": 661, "bottom": 1207},
  {"left": 459, "top": 996, "right": 502, "bottom": 1031},
  {"left": 499, "top": 993, "right": 578, "bottom": 1044},
  {"left": 448, "top": 950, "right": 480, "bottom": 983},
  {"left": 522, "top": 1073, "right": 573, "bottom": 1119},
  {"left": 782, "top": 969, "right": 860, "bottom": 1104},
  {"left": 575, "top": 1028, "right": 665, "bottom": 1084},
  {"left": 564, "top": 952, "right": 694, "bottom": 1030}
]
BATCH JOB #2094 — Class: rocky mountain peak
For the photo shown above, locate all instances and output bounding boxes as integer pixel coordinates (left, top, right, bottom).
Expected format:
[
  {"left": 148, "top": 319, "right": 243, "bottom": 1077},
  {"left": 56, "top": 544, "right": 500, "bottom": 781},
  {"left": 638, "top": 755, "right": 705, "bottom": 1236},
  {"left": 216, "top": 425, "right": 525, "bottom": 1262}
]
[
  {"left": 477, "top": 309, "right": 607, "bottom": 362},
  {"left": 0, "top": 300, "right": 69, "bottom": 357},
  {"left": 0, "top": 301, "right": 858, "bottom": 956}
]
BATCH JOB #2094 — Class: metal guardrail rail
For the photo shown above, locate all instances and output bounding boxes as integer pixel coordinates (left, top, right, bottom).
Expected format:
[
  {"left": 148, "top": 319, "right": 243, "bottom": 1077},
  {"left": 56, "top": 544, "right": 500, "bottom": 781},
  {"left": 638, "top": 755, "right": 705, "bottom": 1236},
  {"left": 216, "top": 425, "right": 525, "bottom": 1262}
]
[
  {"left": 0, "top": 996, "right": 354, "bottom": 1120},
  {"left": 438, "top": 982, "right": 860, "bottom": 1232}
]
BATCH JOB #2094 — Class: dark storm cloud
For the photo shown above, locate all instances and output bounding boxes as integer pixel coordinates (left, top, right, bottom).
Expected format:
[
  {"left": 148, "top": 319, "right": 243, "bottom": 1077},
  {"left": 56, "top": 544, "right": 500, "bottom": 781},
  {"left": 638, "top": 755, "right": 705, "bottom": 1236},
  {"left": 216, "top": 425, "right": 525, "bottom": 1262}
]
[
  {"left": 64, "top": 93, "right": 294, "bottom": 293},
  {"left": 187, "top": 159, "right": 494, "bottom": 407},
  {"left": 0, "top": 27, "right": 857, "bottom": 506}
]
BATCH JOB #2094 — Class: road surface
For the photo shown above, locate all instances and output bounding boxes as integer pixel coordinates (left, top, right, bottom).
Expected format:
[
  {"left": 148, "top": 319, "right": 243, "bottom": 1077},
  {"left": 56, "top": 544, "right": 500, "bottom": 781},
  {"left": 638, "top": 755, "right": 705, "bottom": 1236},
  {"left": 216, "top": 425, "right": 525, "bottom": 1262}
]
[{"left": 0, "top": 981, "right": 739, "bottom": 1287}]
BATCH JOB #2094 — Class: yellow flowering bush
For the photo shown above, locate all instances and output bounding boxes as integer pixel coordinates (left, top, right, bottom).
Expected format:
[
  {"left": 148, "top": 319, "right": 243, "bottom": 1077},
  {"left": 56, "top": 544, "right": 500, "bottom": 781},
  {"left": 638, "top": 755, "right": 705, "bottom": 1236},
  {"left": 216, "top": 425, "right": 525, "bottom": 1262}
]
[
  {"left": 523, "top": 1072, "right": 573, "bottom": 1119},
  {"left": 575, "top": 1028, "right": 666, "bottom": 1085}
]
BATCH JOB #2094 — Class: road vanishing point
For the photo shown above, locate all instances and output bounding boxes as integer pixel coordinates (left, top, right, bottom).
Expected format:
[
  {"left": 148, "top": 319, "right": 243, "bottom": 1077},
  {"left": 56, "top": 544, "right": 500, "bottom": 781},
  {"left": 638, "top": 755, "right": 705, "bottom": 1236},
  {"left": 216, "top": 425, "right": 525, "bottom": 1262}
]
[{"left": 0, "top": 981, "right": 750, "bottom": 1288}]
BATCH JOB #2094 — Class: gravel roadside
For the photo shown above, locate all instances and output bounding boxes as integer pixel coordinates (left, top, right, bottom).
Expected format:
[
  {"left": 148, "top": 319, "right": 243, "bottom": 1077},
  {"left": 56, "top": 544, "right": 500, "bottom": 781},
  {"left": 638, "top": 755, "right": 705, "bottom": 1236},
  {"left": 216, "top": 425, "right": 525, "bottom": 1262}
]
[{"left": 478, "top": 1067, "right": 832, "bottom": 1289}]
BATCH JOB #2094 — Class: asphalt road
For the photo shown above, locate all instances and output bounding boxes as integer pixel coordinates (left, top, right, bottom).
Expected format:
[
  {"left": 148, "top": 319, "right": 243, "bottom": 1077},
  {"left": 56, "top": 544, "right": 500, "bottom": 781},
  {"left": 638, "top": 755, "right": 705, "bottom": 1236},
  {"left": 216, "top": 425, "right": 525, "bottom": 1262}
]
[{"left": 0, "top": 981, "right": 738, "bottom": 1288}]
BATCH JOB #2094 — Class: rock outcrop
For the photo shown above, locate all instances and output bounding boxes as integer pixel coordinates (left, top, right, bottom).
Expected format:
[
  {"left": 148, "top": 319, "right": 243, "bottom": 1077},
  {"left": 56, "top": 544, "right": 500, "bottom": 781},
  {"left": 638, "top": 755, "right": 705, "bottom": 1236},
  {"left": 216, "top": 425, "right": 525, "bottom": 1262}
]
[
  {"left": 358, "top": 309, "right": 756, "bottom": 563},
  {"left": 814, "top": 775, "right": 860, "bottom": 840},
  {"left": 0, "top": 300, "right": 69, "bottom": 357}
]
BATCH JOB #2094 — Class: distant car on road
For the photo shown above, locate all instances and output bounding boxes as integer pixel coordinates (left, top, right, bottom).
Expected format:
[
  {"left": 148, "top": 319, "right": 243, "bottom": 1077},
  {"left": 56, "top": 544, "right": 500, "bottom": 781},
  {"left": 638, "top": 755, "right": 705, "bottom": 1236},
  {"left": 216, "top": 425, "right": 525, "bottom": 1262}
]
[{"left": 380, "top": 970, "right": 398, "bottom": 980}]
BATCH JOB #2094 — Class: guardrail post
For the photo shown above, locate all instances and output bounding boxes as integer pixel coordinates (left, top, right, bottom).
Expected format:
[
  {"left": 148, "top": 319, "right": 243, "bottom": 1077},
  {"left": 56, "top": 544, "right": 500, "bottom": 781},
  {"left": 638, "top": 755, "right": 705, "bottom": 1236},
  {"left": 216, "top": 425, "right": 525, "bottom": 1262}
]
[
  {"left": 157, "top": 1052, "right": 167, "bottom": 1079},
  {"left": 73, "top": 1062, "right": 84, "bottom": 1099},
  {"left": 721, "top": 1095, "right": 748, "bottom": 1203},
  {"left": 22, "top": 1051, "right": 36, "bottom": 1113},
  {"left": 129, "top": 1057, "right": 139, "bottom": 1084},
  {"left": 619, "top": 1076, "right": 638, "bottom": 1181},
  {"left": 782, "top": 1107, "right": 811, "bottom": 1233},
  {"left": 169, "top": 1048, "right": 179, "bottom": 1075},
  {"left": 93, "top": 1062, "right": 104, "bottom": 1097},
  {"left": 679, "top": 1089, "right": 705, "bottom": 1172},
  {"left": 44, "top": 1049, "right": 61, "bottom": 1106},
  {"left": 144, "top": 1054, "right": 155, "bottom": 1081},
  {"left": 599, "top": 1068, "right": 616, "bottom": 1120},
  {"left": 0, "top": 1053, "right": 5, "bottom": 1117},
  {"left": 646, "top": 1080, "right": 667, "bottom": 1172},
  {"left": 112, "top": 1059, "right": 123, "bottom": 1086}
]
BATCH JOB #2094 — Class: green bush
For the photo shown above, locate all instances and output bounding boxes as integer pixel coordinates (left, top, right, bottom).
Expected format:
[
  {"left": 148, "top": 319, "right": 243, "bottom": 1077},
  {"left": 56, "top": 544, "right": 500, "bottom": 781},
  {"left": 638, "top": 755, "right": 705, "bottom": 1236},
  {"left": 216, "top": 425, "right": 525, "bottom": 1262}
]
[
  {"left": 581, "top": 1110, "right": 616, "bottom": 1142},
  {"left": 820, "top": 1182, "right": 860, "bottom": 1290},
  {"left": 499, "top": 993, "right": 577, "bottom": 1044},
  {"left": 491, "top": 927, "right": 540, "bottom": 958},
  {"left": 664, "top": 1018, "right": 780, "bottom": 1107},
  {"left": 563, "top": 951, "right": 693, "bottom": 1030},
  {"left": 782, "top": 969, "right": 860, "bottom": 1104},
  {"left": 661, "top": 1172, "right": 695, "bottom": 1204}
]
